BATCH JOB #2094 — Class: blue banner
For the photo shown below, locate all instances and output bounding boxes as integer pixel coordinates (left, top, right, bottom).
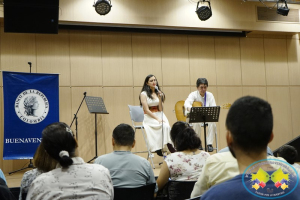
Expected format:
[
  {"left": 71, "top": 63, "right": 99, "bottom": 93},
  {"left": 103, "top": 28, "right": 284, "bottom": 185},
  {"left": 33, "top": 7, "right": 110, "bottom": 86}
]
[{"left": 2, "top": 71, "right": 59, "bottom": 160}]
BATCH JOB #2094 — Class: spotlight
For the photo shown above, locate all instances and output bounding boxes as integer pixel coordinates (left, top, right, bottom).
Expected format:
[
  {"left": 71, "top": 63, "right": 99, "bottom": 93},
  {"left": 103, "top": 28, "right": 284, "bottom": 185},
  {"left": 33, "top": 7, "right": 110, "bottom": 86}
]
[
  {"left": 277, "top": 0, "right": 289, "bottom": 16},
  {"left": 196, "top": 0, "right": 212, "bottom": 21},
  {"left": 93, "top": 0, "right": 112, "bottom": 15}
]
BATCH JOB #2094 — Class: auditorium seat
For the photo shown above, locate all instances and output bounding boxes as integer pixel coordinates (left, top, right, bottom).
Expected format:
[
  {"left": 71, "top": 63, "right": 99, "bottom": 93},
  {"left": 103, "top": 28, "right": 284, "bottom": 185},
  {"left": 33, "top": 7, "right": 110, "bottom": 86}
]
[{"left": 114, "top": 183, "right": 156, "bottom": 200}]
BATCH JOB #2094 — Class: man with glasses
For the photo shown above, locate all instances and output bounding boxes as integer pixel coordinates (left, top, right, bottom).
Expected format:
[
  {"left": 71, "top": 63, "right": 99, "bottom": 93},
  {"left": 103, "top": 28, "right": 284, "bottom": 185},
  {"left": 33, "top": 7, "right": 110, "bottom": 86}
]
[{"left": 184, "top": 78, "right": 217, "bottom": 152}]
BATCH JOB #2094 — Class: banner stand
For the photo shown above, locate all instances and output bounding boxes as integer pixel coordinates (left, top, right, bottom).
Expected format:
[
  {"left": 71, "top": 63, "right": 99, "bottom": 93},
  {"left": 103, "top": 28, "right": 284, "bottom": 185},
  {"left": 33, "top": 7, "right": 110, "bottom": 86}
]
[{"left": 8, "top": 63, "right": 35, "bottom": 175}]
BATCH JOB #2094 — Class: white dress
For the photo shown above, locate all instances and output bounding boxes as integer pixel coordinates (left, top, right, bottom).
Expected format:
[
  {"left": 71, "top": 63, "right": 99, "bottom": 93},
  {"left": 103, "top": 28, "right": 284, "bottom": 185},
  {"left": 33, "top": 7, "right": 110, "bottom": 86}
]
[{"left": 141, "top": 91, "right": 172, "bottom": 152}]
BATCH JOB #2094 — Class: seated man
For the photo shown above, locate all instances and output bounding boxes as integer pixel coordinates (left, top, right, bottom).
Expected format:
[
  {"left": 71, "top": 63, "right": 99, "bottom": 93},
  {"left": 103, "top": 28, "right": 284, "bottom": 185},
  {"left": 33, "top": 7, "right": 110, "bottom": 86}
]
[
  {"left": 94, "top": 123, "right": 157, "bottom": 191},
  {"left": 201, "top": 96, "right": 300, "bottom": 200},
  {"left": 184, "top": 78, "right": 217, "bottom": 152},
  {"left": 191, "top": 147, "right": 284, "bottom": 197},
  {"left": 277, "top": 145, "right": 300, "bottom": 173}
]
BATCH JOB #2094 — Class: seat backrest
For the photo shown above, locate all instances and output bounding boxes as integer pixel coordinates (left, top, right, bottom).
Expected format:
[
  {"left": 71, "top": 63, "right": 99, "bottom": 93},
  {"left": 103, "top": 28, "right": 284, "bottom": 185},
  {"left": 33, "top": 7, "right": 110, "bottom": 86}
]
[
  {"left": 167, "top": 180, "right": 196, "bottom": 200},
  {"left": 114, "top": 183, "right": 156, "bottom": 200},
  {"left": 128, "top": 105, "right": 144, "bottom": 123},
  {"left": 9, "top": 187, "right": 20, "bottom": 199}
]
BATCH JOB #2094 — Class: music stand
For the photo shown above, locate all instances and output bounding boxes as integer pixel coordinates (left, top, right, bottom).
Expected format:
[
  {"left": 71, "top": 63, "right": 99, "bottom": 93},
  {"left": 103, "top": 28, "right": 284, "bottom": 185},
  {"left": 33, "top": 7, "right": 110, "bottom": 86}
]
[
  {"left": 85, "top": 96, "right": 109, "bottom": 163},
  {"left": 188, "top": 106, "right": 220, "bottom": 152}
]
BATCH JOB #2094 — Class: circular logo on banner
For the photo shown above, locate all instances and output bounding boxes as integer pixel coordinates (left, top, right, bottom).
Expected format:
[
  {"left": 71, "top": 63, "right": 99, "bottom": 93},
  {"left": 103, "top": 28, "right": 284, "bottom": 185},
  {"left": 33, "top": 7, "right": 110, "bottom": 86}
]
[
  {"left": 242, "top": 159, "right": 299, "bottom": 199},
  {"left": 15, "top": 89, "right": 49, "bottom": 124}
]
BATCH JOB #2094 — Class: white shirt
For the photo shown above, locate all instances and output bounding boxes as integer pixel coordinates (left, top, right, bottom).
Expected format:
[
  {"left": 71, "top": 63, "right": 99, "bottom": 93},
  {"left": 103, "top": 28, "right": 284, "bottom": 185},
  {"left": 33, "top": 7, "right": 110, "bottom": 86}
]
[
  {"left": 191, "top": 152, "right": 288, "bottom": 198},
  {"left": 26, "top": 157, "right": 114, "bottom": 200},
  {"left": 184, "top": 91, "right": 216, "bottom": 111}
]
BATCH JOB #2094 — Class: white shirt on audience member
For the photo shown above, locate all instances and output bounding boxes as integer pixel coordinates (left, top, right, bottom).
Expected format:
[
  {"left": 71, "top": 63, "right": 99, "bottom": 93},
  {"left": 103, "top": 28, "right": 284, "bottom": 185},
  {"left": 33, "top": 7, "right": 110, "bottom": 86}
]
[{"left": 26, "top": 157, "right": 113, "bottom": 200}]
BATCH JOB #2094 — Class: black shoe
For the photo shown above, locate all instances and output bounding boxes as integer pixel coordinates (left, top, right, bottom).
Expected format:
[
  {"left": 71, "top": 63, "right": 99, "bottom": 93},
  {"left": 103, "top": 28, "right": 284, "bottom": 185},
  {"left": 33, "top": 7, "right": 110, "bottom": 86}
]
[
  {"left": 156, "top": 149, "right": 163, "bottom": 157},
  {"left": 207, "top": 145, "right": 214, "bottom": 152}
]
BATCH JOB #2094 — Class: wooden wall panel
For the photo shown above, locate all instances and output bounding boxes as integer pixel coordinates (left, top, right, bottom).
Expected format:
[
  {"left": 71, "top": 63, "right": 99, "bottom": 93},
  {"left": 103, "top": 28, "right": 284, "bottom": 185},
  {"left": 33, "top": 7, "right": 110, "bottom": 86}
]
[
  {"left": 215, "top": 37, "right": 241, "bottom": 85},
  {"left": 132, "top": 33, "right": 162, "bottom": 86},
  {"left": 290, "top": 87, "right": 300, "bottom": 138},
  {"left": 103, "top": 87, "right": 134, "bottom": 154},
  {"left": 59, "top": 87, "right": 72, "bottom": 124},
  {"left": 267, "top": 87, "right": 293, "bottom": 150},
  {"left": 217, "top": 87, "right": 243, "bottom": 150},
  {"left": 163, "top": 86, "right": 192, "bottom": 126},
  {"left": 287, "top": 39, "right": 300, "bottom": 85},
  {"left": 242, "top": 87, "right": 267, "bottom": 100},
  {"left": 70, "top": 30, "right": 102, "bottom": 86},
  {"left": 36, "top": 30, "right": 70, "bottom": 86},
  {"left": 188, "top": 36, "right": 216, "bottom": 86},
  {"left": 0, "top": 29, "right": 36, "bottom": 77},
  {"left": 264, "top": 39, "right": 289, "bottom": 85},
  {"left": 240, "top": 38, "right": 266, "bottom": 86},
  {"left": 102, "top": 32, "right": 133, "bottom": 86},
  {"left": 161, "top": 35, "right": 190, "bottom": 86},
  {"left": 71, "top": 87, "right": 105, "bottom": 162}
]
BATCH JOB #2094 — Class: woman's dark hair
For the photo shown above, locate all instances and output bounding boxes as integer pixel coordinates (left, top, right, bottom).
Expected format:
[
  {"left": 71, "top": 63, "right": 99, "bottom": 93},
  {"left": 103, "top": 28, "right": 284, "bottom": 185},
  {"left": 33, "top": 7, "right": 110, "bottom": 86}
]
[
  {"left": 42, "top": 122, "right": 78, "bottom": 168},
  {"left": 278, "top": 145, "right": 298, "bottom": 165},
  {"left": 196, "top": 78, "right": 208, "bottom": 88},
  {"left": 33, "top": 141, "right": 57, "bottom": 172},
  {"left": 170, "top": 121, "right": 201, "bottom": 151},
  {"left": 139, "top": 74, "right": 165, "bottom": 106}
]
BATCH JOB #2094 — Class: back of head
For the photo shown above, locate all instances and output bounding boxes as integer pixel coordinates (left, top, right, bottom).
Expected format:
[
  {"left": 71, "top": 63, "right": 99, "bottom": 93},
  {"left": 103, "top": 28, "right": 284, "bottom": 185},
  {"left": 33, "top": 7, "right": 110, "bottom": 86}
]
[
  {"left": 33, "top": 141, "right": 57, "bottom": 172},
  {"left": 278, "top": 145, "right": 298, "bottom": 164},
  {"left": 171, "top": 121, "right": 201, "bottom": 151},
  {"left": 226, "top": 96, "right": 273, "bottom": 153},
  {"left": 42, "top": 122, "right": 77, "bottom": 168},
  {"left": 113, "top": 123, "right": 135, "bottom": 146},
  {"left": 196, "top": 78, "right": 208, "bottom": 87}
]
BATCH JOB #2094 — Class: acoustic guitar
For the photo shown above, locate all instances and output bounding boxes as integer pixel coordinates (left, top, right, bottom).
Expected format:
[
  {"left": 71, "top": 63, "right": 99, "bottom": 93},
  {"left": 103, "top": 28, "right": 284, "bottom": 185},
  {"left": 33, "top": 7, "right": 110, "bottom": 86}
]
[
  {"left": 174, "top": 101, "right": 232, "bottom": 122},
  {"left": 174, "top": 101, "right": 202, "bottom": 122}
]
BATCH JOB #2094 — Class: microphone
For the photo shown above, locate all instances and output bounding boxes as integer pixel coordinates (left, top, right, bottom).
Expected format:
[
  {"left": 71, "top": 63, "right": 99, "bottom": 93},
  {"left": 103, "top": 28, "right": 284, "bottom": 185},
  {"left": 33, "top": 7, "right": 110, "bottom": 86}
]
[
  {"left": 155, "top": 86, "right": 163, "bottom": 98},
  {"left": 28, "top": 62, "right": 32, "bottom": 65},
  {"left": 83, "top": 92, "right": 87, "bottom": 96}
]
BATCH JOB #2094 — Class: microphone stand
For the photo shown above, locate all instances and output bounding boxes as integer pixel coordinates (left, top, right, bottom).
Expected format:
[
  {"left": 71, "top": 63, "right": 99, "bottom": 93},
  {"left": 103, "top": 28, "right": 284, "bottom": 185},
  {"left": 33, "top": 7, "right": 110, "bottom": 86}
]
[{"left": 70, "top": 92, "right": 87, "bottom": 140}]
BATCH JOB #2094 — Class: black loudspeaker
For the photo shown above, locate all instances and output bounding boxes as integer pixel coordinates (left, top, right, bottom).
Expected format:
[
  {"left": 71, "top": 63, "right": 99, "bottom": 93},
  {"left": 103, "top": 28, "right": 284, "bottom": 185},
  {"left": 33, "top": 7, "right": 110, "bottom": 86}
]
[
  {"left": 273, "top": 135, "right": 300, "bottom": 162},
  {"left": 4, "top": 0, "right": 59, "bottom": 34}
]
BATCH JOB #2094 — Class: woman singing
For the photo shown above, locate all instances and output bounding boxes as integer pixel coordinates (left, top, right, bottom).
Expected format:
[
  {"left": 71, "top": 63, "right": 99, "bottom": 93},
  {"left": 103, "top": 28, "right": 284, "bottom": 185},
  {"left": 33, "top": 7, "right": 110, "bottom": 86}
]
[{"left": 139, "top": 74, "right": 174, "bottom": 156}]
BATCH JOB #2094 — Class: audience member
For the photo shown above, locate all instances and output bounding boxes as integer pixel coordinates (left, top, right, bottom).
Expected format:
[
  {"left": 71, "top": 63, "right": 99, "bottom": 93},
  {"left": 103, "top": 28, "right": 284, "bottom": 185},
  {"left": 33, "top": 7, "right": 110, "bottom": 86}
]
[
  {"left": 191, "top": 146, "right": 284, "bottom": 197},
  {"left": 26, "top": 122, "right": 113, "bottom": 200},
  {"left": 0, "top": 178, "right": 16, "bottom": 200},
  {"left": 19, "top": 142, "right": 57, "bottom": 199},
  {"left": 156, "top": 121, "right": 210, "bottom": 191},
  {"left": 0, "top": 169, "right": 6, "bottom": 184},
  {"left": 201, "top": 96, "right": 300, "bottom": 200},
  {"left": 218, "top": 146, "right": 274, "bottom": 156},
  {"left": 277, "top": 145, "right": 300, "bottom": 172},
  {"left": 94, "top": 123, "right": 157, "bottom": 192}
]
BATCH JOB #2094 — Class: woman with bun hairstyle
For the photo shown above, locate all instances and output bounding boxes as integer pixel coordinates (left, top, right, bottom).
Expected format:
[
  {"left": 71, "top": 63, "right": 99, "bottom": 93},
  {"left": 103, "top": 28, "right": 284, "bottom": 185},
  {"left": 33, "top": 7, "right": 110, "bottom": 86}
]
[
  {"left": 26, "top": 122, "right": 113, "bottom": 200},
  {"left": 156, "top": 121, "right": 210, "bottom": 191}
]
